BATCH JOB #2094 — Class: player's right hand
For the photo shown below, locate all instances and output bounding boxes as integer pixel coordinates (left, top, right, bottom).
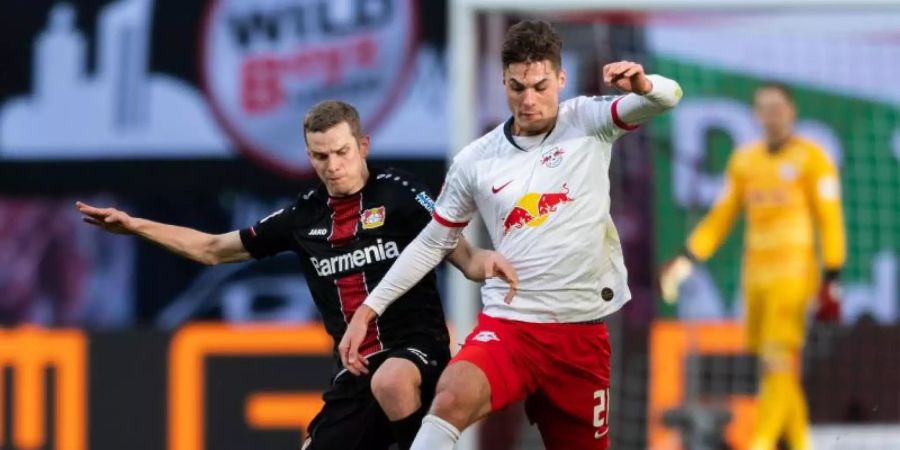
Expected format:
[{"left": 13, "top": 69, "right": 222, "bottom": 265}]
[
  {"left": 75, "top": 201, "right": 137, "bottom": 235},
  {"left": 659, "top": 254, "right": 694, "bottom": 304},
  {"left": 338, "top": 305, "right": 376, "bottom": 376}
]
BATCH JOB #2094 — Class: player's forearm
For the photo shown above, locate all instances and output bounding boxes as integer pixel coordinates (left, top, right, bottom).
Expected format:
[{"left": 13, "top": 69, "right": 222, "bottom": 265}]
[
  {"left": 617, "top": 74, "right": 682, "bottom": 125},
  {"left": 818, "top": 206, "right": 847, "bottom": 269},
  {"left": 363, "top": 220, "right": 462, "bottom": 316},
  {"left": 446, "top": 237, "right": 488, "bottom": 281},
  {"left": 686, "top": 176, "right": 741, "bottom": 261},
  {"left": 131, "top": 218, "right": 226, "bottom": 265},
  {"left": 446, "top": 236, "right": 471, "bottom": 270},
  {"left": 687, "top": 223, "right": 730, "bottom": 262},
  {"left": 686, "top": 206, "right": 737, "bottom": 262}
]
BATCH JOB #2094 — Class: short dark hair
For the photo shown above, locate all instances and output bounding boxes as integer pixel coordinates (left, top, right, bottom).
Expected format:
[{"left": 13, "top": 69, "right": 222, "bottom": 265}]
[
  {"left": 303, "top": 100, "right": 363, "bottom": 142},
  {"left": 755, "top": 82, "right": 794, "bottom": 104},
  {"left": 501, "top": 20, "right": 562, "bottom": 70}
]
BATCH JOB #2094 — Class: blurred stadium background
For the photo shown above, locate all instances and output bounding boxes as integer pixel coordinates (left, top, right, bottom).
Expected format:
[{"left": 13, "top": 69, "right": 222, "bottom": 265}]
[{"left": 0, "top": 0, "right": 898, "bottom": 449}]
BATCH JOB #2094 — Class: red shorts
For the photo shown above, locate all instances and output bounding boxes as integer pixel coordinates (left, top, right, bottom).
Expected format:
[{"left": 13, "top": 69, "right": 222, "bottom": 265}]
[{"left": 453, "top": 313, "right": 611, "bottom": 450}]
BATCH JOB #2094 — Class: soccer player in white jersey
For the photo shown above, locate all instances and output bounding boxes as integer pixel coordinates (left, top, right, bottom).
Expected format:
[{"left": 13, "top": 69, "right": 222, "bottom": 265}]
[{"left": 340, "top": 20, "right": 682, "bottom": 449}]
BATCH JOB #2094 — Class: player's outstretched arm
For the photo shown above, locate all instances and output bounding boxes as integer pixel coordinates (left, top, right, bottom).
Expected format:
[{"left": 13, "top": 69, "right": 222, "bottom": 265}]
[
  {"left": 659, "top": 153, "right": 743, "bottom": 303},
  {"left": 75, "top": 201, "right": 250, "bottom": 265},
  {"left": 807, "top": 148, "right": 846, "bottom": 322},
  {"left": 602, "top": 60, "right": 682, "bottom": 127}
]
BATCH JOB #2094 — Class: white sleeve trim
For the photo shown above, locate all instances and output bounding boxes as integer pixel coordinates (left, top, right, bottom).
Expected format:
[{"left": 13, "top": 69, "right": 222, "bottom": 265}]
[
  {"left": 362, "top": 220, "right": 463, "bottom": 316},
  {"left": 613, "top": 74, "right": 682, "bottom": 128}
]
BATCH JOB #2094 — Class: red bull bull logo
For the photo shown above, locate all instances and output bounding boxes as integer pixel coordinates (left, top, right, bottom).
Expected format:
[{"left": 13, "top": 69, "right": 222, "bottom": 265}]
[{"left": 502, "top": 184, "right": 574, "bottom": 235}]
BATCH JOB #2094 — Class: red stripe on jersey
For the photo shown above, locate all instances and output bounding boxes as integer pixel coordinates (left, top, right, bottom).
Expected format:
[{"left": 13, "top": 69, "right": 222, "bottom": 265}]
[
  {"left": 336, "top": 272, "right": 381, "bottom": 357},
  {"left": 433, "top": 211, "right": 468, "bottom": 228},
  {"left": 611, "top": 96, "right": 640, "bottom": 131},
  {"left": 327, "top": 194, "right": 362, "bottom": 247},
  {"left": 327, "top": 193, "right": 382, "bottom": 356}
]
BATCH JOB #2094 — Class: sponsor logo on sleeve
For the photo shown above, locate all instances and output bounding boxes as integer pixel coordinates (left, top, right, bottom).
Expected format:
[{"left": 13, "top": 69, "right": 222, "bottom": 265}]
[{"left": 415, "top": 192, "right": 435, "bottom": 213}]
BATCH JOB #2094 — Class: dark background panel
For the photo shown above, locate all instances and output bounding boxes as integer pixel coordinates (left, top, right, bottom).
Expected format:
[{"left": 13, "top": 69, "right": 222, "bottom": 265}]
[
  {"left": 0, "top": 159, "right": 446, "bottom": 195},
  {"left": 205, "top": 355, "right": 335, "bottom": 450},
  {"left": 88, "top": 330, "right": 169, "bottom": 450}
]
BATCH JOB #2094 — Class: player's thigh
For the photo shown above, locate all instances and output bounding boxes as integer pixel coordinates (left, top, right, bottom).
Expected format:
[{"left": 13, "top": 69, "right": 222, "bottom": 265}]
[
  {"left": 451, "top": 316, "right": 532, "bottom": 414},
  {"left": 525, "top": 388, "right": 610, "bottom": 450},
  {"left": 372, "top": 344, "right": 451, "bottom": 408},
  {"left": 370, "top": 357, "right": 422, "bottom": 415},
  {"left": 526, "top": 324, "right": 612, "bottom": 450},
  {"left": 744, "top": 285, "right": 765, "bottom": 354},
  {"left": 430, "top": 359, "right": 494, "bottom": 424},
  {"left": 304, "top": 376, "right": 393, "bottom": 450},
  {"left": 759, "top": 279, "right": 812, "bottom": 355}
]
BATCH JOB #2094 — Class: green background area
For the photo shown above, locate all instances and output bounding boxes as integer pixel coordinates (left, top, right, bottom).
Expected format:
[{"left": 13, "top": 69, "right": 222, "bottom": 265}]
[{"left": 652, "top": 56, "right": 900, "bottom": 317}]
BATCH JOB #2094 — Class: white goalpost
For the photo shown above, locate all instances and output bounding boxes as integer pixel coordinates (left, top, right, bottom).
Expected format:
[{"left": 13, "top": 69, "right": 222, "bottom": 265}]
[{"left": 446, "top": 0, "right": 900, "bottom": 449}]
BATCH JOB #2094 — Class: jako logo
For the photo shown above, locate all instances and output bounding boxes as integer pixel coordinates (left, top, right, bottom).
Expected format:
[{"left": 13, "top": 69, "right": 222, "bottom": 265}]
[
  {"left": 310, "top": 238, "right": 399, "bottom": 277},
  {"left": 202, "top": 0, "right": 417, "bottom": 176}
]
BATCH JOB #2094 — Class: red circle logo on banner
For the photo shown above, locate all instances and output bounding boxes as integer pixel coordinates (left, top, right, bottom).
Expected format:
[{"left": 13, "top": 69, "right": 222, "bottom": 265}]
[{"left": 201, "top": 0, "right": 418, "bottom": 177}]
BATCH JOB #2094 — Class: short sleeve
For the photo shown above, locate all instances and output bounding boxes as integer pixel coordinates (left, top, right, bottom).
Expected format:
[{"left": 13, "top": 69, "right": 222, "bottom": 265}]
[
  {"left": 239, "top": 204, "right": 296, "bottom": 259},
  {"left": 433, "top": 155, "right": 477, "bottom": 227},
  {"left": 569, "top": 95, "right": 636, "bottom": 143}
]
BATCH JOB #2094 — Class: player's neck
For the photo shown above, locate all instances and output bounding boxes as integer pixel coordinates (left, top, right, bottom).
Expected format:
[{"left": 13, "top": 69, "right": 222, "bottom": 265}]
[
  {"left": 765, "top": 132, "right": 793, "bottom": 153},
  {"left": 512, "top": 125, "right": 551, "bottom": 137}
]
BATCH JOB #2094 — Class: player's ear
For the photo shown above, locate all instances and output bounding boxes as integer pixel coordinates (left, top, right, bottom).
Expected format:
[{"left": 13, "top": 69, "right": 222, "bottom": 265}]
[
  {"left": 788, "top": 101, "right": 798, "bottom": 120},
  {"left": 358, "top": 135, "right": 371, "bottom": 158},
  {"left": 557, "top": 67, "right": 567, "bottom": 90}
]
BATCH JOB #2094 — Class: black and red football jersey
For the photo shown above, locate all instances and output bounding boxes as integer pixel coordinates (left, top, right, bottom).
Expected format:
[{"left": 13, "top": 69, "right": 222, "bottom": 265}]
[{"left": 239, "top": 168, "right": 449, "bottom": 364}]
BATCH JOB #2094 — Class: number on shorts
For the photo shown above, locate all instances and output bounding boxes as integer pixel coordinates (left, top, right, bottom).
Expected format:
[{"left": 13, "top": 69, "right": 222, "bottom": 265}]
[{"left": 593, "top": 388, "right": 610, "bottom": 429}]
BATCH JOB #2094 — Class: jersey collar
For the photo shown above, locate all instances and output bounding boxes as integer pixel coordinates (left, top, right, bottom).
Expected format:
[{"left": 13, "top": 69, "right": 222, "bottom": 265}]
[{"left": 503, "top": 114, "right": 558, "bottom": 152}]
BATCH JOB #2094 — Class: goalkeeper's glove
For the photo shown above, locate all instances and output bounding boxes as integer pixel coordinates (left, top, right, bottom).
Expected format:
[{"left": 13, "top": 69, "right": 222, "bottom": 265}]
[
  {"left": 814, "top": 269, "right": 842, "bottom": 323},
  {"left": 660, "top": 251, "right": 695, "bottom": 304}
]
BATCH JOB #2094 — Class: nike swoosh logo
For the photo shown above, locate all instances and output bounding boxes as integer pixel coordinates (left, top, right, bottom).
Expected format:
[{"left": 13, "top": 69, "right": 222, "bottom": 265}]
[{"left": 492, "top": 180, "right": 513, "bottom": 194}]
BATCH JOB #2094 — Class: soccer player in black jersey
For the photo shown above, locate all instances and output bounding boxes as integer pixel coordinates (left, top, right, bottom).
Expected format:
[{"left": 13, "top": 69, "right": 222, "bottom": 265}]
[{"left": 75, "top": 100, "right": 517, "bottom": 450}]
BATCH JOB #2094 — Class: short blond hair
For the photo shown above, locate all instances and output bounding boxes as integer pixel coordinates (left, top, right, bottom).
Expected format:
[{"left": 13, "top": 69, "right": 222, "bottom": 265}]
[{"left": 303, "top": 100, "right": 363, "bottom": 142}]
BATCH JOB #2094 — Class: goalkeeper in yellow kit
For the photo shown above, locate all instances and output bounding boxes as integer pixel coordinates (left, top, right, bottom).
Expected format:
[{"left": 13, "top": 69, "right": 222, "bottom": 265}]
[{"left": 660, "top": 83, "right": 845, "bottom": 450}]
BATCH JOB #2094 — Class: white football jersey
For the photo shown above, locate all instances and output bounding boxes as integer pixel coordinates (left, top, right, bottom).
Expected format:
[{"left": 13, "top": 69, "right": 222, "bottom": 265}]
[{"left": 434, "top": 95, "right": 638, "bottom": 323}]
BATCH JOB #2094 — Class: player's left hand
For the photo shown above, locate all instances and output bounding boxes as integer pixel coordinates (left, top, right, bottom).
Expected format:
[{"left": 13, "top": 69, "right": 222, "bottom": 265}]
[
  {"left": 479, "top": 251, "right": 519, "bottom": 304},
  {"left": 338, "top": 305, "right": 377, "bottom": 376},
  {"left": 603, "top": 61, "right": 653, "bottom": 95},
  {"left": 815, "top": 277, "right": 841, "bottom": 323}
]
